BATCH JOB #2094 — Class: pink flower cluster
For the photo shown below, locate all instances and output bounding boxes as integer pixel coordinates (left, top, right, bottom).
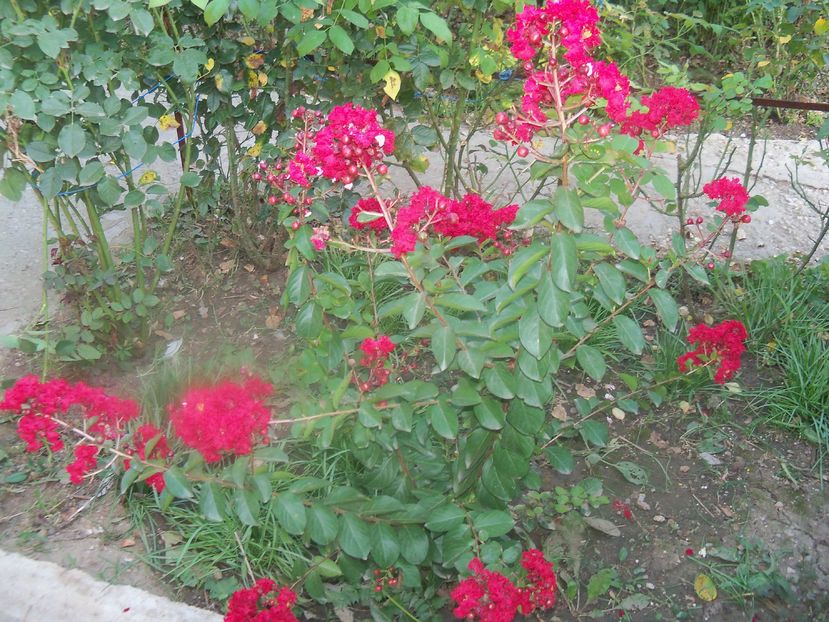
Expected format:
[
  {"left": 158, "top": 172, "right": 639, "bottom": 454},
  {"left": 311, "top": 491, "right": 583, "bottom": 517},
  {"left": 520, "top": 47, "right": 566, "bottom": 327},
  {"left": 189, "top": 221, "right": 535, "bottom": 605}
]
[
  {"left": 385, "top": 186, "right": 518, "bottom": 257},
  {"left": 357, "top": 336, "right": 395, "bottom": 391},
  {"left": 495, "top": 0, "right": 698, "bottom": 148},
  {"left": 224, "top": 578, "right": 298, "bottom": 622},
  {"left": 312, "top": 103, "right": 395, "bottom": 186},
  {"left": 168, "top": 374, "right": 273, "bottom": 463},
  {"left": 66, "top": 445, "right": 99, "bottom": 484},
  {"left": 677, "top": 320, "right": 748, "bottom": 384},
  {"left": 349, "top": 197, "right": 389, "bottom": 232},
  {"left": 1, "top": 375, "right": 139, "bottom": 447},
  {"left": 124, "top": 424, "right": 173, "bottom": 493},
  {"left": 451, "top": 550, "right": 557, "bottom": 621},
  {"left": 703, "top": 177, "right": 750, "bottom": 218}
]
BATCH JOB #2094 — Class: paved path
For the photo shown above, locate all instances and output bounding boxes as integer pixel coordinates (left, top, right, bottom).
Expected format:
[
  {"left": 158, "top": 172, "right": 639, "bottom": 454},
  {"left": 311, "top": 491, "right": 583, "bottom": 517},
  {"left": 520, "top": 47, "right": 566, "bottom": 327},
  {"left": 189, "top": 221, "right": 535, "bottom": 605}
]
[{"left": 0, "top": 549, "right": 221, "bottom": 622}]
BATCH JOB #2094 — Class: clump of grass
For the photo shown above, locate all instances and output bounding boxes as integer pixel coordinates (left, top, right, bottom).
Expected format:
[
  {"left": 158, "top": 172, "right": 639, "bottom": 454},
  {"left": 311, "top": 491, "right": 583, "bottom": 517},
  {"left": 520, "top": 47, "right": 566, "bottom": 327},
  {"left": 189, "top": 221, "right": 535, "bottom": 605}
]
[{"left": 713, "top": 257, "right": 829, "bottom": 466}]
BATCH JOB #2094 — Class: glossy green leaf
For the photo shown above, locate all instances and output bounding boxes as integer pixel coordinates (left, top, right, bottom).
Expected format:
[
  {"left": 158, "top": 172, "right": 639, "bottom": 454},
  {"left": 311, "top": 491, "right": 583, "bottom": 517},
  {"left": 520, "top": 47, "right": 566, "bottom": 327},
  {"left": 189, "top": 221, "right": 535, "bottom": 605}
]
[
  {"left": 370, "top": 523, "right": 400, "bottom": 567},
  {"left": 199, "top": 483, "right": 226, "bottom": 522},
  {"left": 328, "top": 25, "right": 354, "bottom": 54},
  {"left": 429, "top": 402, "right": 458, "bottom": 439},
  {"left": 58, "top": 124, "right": 86, "bottom": 157},
  {"left": 275, "top": 492, "right": 306, "bottom": 535},
  {"left": 518, "top": 306, "right": 552, "bottom": 360},
  {"left": 545, "top": 445, "right": 575, "bottom": 474},
  {"left": 576, "top": 344, "right": 606, "bottom": 381},
  {"left": 431, "top": 324, "right": 457, "bottom": 371},
  {"left": 483, "top": 363, "right": 516, "bottom": 400},
  {"left": 296, "top": 29, "right": 327, "bottom": 56},
  {"left": 472, "top": 510, "right": 514, "bottom": 540},
  {"left": 434, "top": 293, "right": 486, "bottom": 312},
  {"left": 396, "top": 6, "right": 418, "bottom": 34},
  {"left": 339, "top": 513, "right": 372, "bottom": 559},
  {"left": 594, "top": 262, "right": 626, "bottom": 305},
  {"left": 420, "top": 12, "right": 452, "bottom": 41},
  {"left": 614, "top": 227, "right": 641, "bottom": 259},
  {"left": 399, "top": 525, "right": 429, "bottom": 565},
  {"left": 510, "top": 198, "right": 553, "bottom": 230},
  {"left": 306, "top": 505, "right": 339, "bottom": 545},
  {"left": 551, "top": 233, "right": 578, "bottom": 292},
  {"left": 473, "top": 397, "right": 506, "bottom": 431},
  {"left": 507, "top": 243, "right": 547, "bottom": 289},
  {"left": 580, "top": 420, "right": 609, "bottom": 447},
  {"left": 425, "top": 504, "right": 465, "bottom": 532},
  {"left": 457, "top": 346, "right": 486, "bottom": 379},
  {"left": 162, "top": 467, "right": 193, "bottom": 499},
  {"left": 204, "top": 0, "right": 230, "bottom": 26},
  {"left": 233, "top": 488, "right": 260, "bottom": 526},
  {"left": 553, "top": 186, "right": 584, "bottom": 232},
  {"left": 649, "top": 288, "right": 679, "bottom": 332},
  {"left": 537, "top": 272, "right": 570, "bottom": 327},
  {"left": 613, "top": 315, "right": 645, "bottom": 355}
]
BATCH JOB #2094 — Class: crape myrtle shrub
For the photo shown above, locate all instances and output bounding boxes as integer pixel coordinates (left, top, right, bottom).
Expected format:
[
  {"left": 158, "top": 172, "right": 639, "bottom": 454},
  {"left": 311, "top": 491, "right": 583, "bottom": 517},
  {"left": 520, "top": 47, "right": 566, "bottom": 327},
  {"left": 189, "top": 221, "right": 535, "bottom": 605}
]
[{"left": 1, "top": 0, "right": 755, "bottom": 619}]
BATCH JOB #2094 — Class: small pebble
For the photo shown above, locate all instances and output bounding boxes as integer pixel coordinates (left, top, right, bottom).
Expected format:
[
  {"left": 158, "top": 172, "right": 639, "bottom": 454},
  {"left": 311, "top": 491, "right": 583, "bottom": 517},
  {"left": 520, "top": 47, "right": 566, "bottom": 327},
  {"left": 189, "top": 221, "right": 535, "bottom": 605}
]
[{"left": 653, "top": 515, "right": 666, "bottom": 523}]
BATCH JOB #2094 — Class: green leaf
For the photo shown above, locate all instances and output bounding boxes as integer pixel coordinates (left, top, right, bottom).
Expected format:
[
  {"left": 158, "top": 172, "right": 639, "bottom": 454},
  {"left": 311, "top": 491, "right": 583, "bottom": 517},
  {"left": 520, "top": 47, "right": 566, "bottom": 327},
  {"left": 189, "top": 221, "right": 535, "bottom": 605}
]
[
  {"left": 518, "top": 306, "right": 552, "bottom": 360},
  {"left": 576, "top": 345, "right": 606, "bottom": 381},
  {"left": 431, "top": 324, "right": 456, "bottom": 371},
  {"left": 79, "top": 161, "right": 105, "bottom": 186},
  {"left": 430, "top": 402, "right": 458, "bottom": 439},
  {"left": 434, "top": 293, "right": 486, "bottom": 313},
  {"left": 254, "top": 446, "right": 289, "bottom": 463},
  {"left": 370, "top": 523, "right": 400, "bottom": 567},
  {"left": 396, "top": 6, "right": 418, "bottom": 34},
  {"left": 614, "top": 227, "right": 641, "bottom": 259},
  {"left": 587, "top": 568, "right": 616, "bottom": 603},
  {"left": 163, "top": 467, "right": 193, "bottom": 499},
  {"left": 204, "top": 0, "right": 230, "bottom": 26},
  {"left": 473, "top": 397, "right": 506, "bottom": 431},
  {"left": 180, "top": 172, "right": 201, "bottom": 187},
  {"left": 538, "top": 273, "right": 570, "bottom": 328},
  {"left": 651, "top": 173, "right": 676, "bottom": 200},
  {"left": 402, "top": 292, "right": 426, "bottom": 329},
  {"left": 274, "top": 492, "right": 307, "bottom": 535},
  {"left": 234, "top": 488, "right": 260, "bottom": 526},
  {"left": 131, "top": 9, "right": 155, "bottom": 35},
  {"left": 341, "top": 9, "right": 369, "bottom": 28},
  {"left": 553, "top": 186, "right": 584, "bottom": 233},
  {"left": 551, "top": 233, "right": 578, "bottom": 292},
  {"left": 306, "top": 505, "right": 339, "bottom": 545},
  {"left": 425, "top": 504, "right": 465, "bottom": 532},
  {"left": 328, "top": 25, "right": 354, "bottom": 54},
  {"left": 506, "top": 401, "right": 545, "bottom": 436},
  {"left": 339, "top": 513, "right": 372, "bottom": 559},
  {"left": 492, "top": 444, "right": 529, "bottom": 478},
  {"left": 483, "top": 364, "right": 516, "bottom": 400},
  {"left": 9, "top": 91, "right": 36, "bottom": 121},
  {"left": 472, "top": 510, "right": 514, "bottom": 540},
  {"left": 684, "top": 263, "right": 710, "bottom": 285},
  {"left": 614, "top": 461, "right": 649, "bottom": 485},
  {"left": 457, "top": 346, "right": 485, "bottom": 379},
  {"left": 507, "top": 243, "right": 547, "bottom": 289},
  {"left": 399, "top": 526, "right": 429, "bottom": 565},
  {"left": 545, "top": 445, "right": 575, "bottom": 474},
  {"left": 580, "top": 420, "right": 609, "bottom": 447},
  {"left": 649, "top": 288, "right": 679, "bottom": 332},
  {"left": 286, "top": 266, "right": 311, "bottom": 306},
  {"left": 76, "top": 343, "right": 102, "bottom": 361},
  {"left": 119, "top": 465, "right": 141, "bottom": 494},
  {"left": 613, "top": 315, "right": 645, "bottom": 355},
  {"left": 296, "top": 29, "right": 327, "bottom": 56},
  {"left": 0, "top": 169, "right": 28, "bottom": 202},
  {"left": 420, "top": 12, "right": 452, "bottom": 41},
  {"left": 58, "top": 124, "right": 86, "bottom": 158},
  {"left": 199, "top": 483, "right": 226, "bottom": 522},
  {"left": 510, "top": 198, "right": 553, "bottom": 230},
  {"left": 295, "top": 302, "right": 322, "bottom": 339},
  {"left": 238, "top": 0, "right": 259, "bottom": 19},
  {"left": 594, "top": 262, "right": 626, "bottom": 305}
]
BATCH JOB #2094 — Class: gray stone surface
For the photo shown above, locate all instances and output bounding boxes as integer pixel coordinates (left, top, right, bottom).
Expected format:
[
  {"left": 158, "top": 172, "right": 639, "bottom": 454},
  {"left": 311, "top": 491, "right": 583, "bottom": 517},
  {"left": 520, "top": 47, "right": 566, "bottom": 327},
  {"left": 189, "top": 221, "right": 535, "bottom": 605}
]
[{"left": 0, "top": 549, "right": 221, "bottom": 622}]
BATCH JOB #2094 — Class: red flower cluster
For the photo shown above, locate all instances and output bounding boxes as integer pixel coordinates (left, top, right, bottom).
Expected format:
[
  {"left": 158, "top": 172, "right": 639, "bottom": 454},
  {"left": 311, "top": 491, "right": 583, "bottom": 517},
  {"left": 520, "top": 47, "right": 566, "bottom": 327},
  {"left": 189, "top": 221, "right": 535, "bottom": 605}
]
[
  {"left": 168, "top": 375, "right": 273, "bottom": 463},
  {"left": 66, "top": 444, "right": 99, "bottom": 484},
  {"left": 348, "top": 197, "right": 389, "bottom": 232},
  {"left": 357, "top": 336, "right": 395, "bottom": 391},
  {"left": 677, "top": 320, "right": 748, "bottom": 384},
  {"left": 496, "top": 0, "right": 698, "bottom": 148},
  {"left": 124, "top": 424, "right": 173, "bottom": 493},
  {"left": 224, "top": 578, "right": 298, "bottom": 622},
  {"left": 451, "top": 550, "right": 558, "bottom": 621},
  {"left": 387, "top": 186, "right": 518, "bottom": 257},
  {"left": 703, "top": 177, "right": 750, "bottom": 218},
  {"left": 621, "top": 86, "right": 700, "bottom": 139},
  {"left": 612, "top": 499, "right": 633, "bottom": 521},
  {"left": 1, "top": 375, "right": 139, "bottom": 454},
  {"left": 312, "top": 103, "right": 395, "bottom": 186}
]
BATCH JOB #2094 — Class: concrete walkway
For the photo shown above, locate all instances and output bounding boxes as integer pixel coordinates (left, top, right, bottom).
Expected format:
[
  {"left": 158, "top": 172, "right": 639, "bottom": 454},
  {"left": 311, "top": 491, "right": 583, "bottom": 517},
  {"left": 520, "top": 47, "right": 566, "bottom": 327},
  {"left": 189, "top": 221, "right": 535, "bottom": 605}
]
[{"left": 0, "top": 549, "right": 221, "bottom": 622}]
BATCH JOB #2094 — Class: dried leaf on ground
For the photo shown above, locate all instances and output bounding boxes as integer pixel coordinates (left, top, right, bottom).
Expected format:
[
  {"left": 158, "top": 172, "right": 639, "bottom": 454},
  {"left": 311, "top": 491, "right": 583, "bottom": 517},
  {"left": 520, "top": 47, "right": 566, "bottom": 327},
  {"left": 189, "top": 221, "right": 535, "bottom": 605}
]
[{"left": 575, "top": 383, "right": 596, "bottom": 399}]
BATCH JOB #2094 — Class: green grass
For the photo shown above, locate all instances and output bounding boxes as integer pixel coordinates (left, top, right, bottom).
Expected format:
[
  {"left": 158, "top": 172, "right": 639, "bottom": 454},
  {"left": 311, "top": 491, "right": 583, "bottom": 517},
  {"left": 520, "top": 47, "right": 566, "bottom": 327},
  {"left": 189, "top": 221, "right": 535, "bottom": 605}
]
[{"left": 713, "top": 258, "right": 829, "bottom": 466}]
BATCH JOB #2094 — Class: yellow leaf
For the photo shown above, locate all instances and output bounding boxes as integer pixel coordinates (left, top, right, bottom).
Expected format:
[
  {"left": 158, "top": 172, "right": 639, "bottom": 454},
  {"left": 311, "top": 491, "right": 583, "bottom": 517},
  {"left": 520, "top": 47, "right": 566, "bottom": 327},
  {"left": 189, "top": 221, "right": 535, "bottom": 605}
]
[
  {"left": 247, "top": 143, "right": 262, "bottom": 157},
  {"left": 158, "top": 114, "right": 180, "bottom": 130},
  {"left": 239, "top": 36, "right": 256, "bottom": 46},
  {"left": 694, "top": 574, "right": 717, "bottom": 602},
  {"left": 300, "top": 7, "right": 314, "bottom": 22},
  {"left": 257, "top": 71, "right": 268, "bottom": 86},
  {"left": 757, "top": 60, "right": 770, "bottom": 68},
  {"left": 383, "top": 69, "right": 401, "bottom": 100},
  {"left": 724, "top": 120, "right": 733, "bottom": 131},
  {"left": 204, "top": 57, "right": 215, "bottom": 72},
  {"left": 375, "top": 25, "right": 386, "bottom": 38},
  {"left": 468, "top": 51, "right": 480, "bottom": 68},
  {"left": 139, "top": 170, "right": 157, "bottom": 185},
  {"left": 247, "top": 70, "right": 259, "bottom": 88},
  {"left": 245, "top": 53, "right": 265, "bottom": 69},
  {"left": 816, "top": 18, "right": 828, "bottom": 36},
  {"left": 778, "top": 35, "right": 792, "bottom": 44},
  {"left": 475, "top": 70, "right": 493, "bottom": 84},
  {"left": 251, "top": 121, "right": 267, "bottom": 136},
  {"left": 214, "top": 74, "right": 225, "bottom": 91}
]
